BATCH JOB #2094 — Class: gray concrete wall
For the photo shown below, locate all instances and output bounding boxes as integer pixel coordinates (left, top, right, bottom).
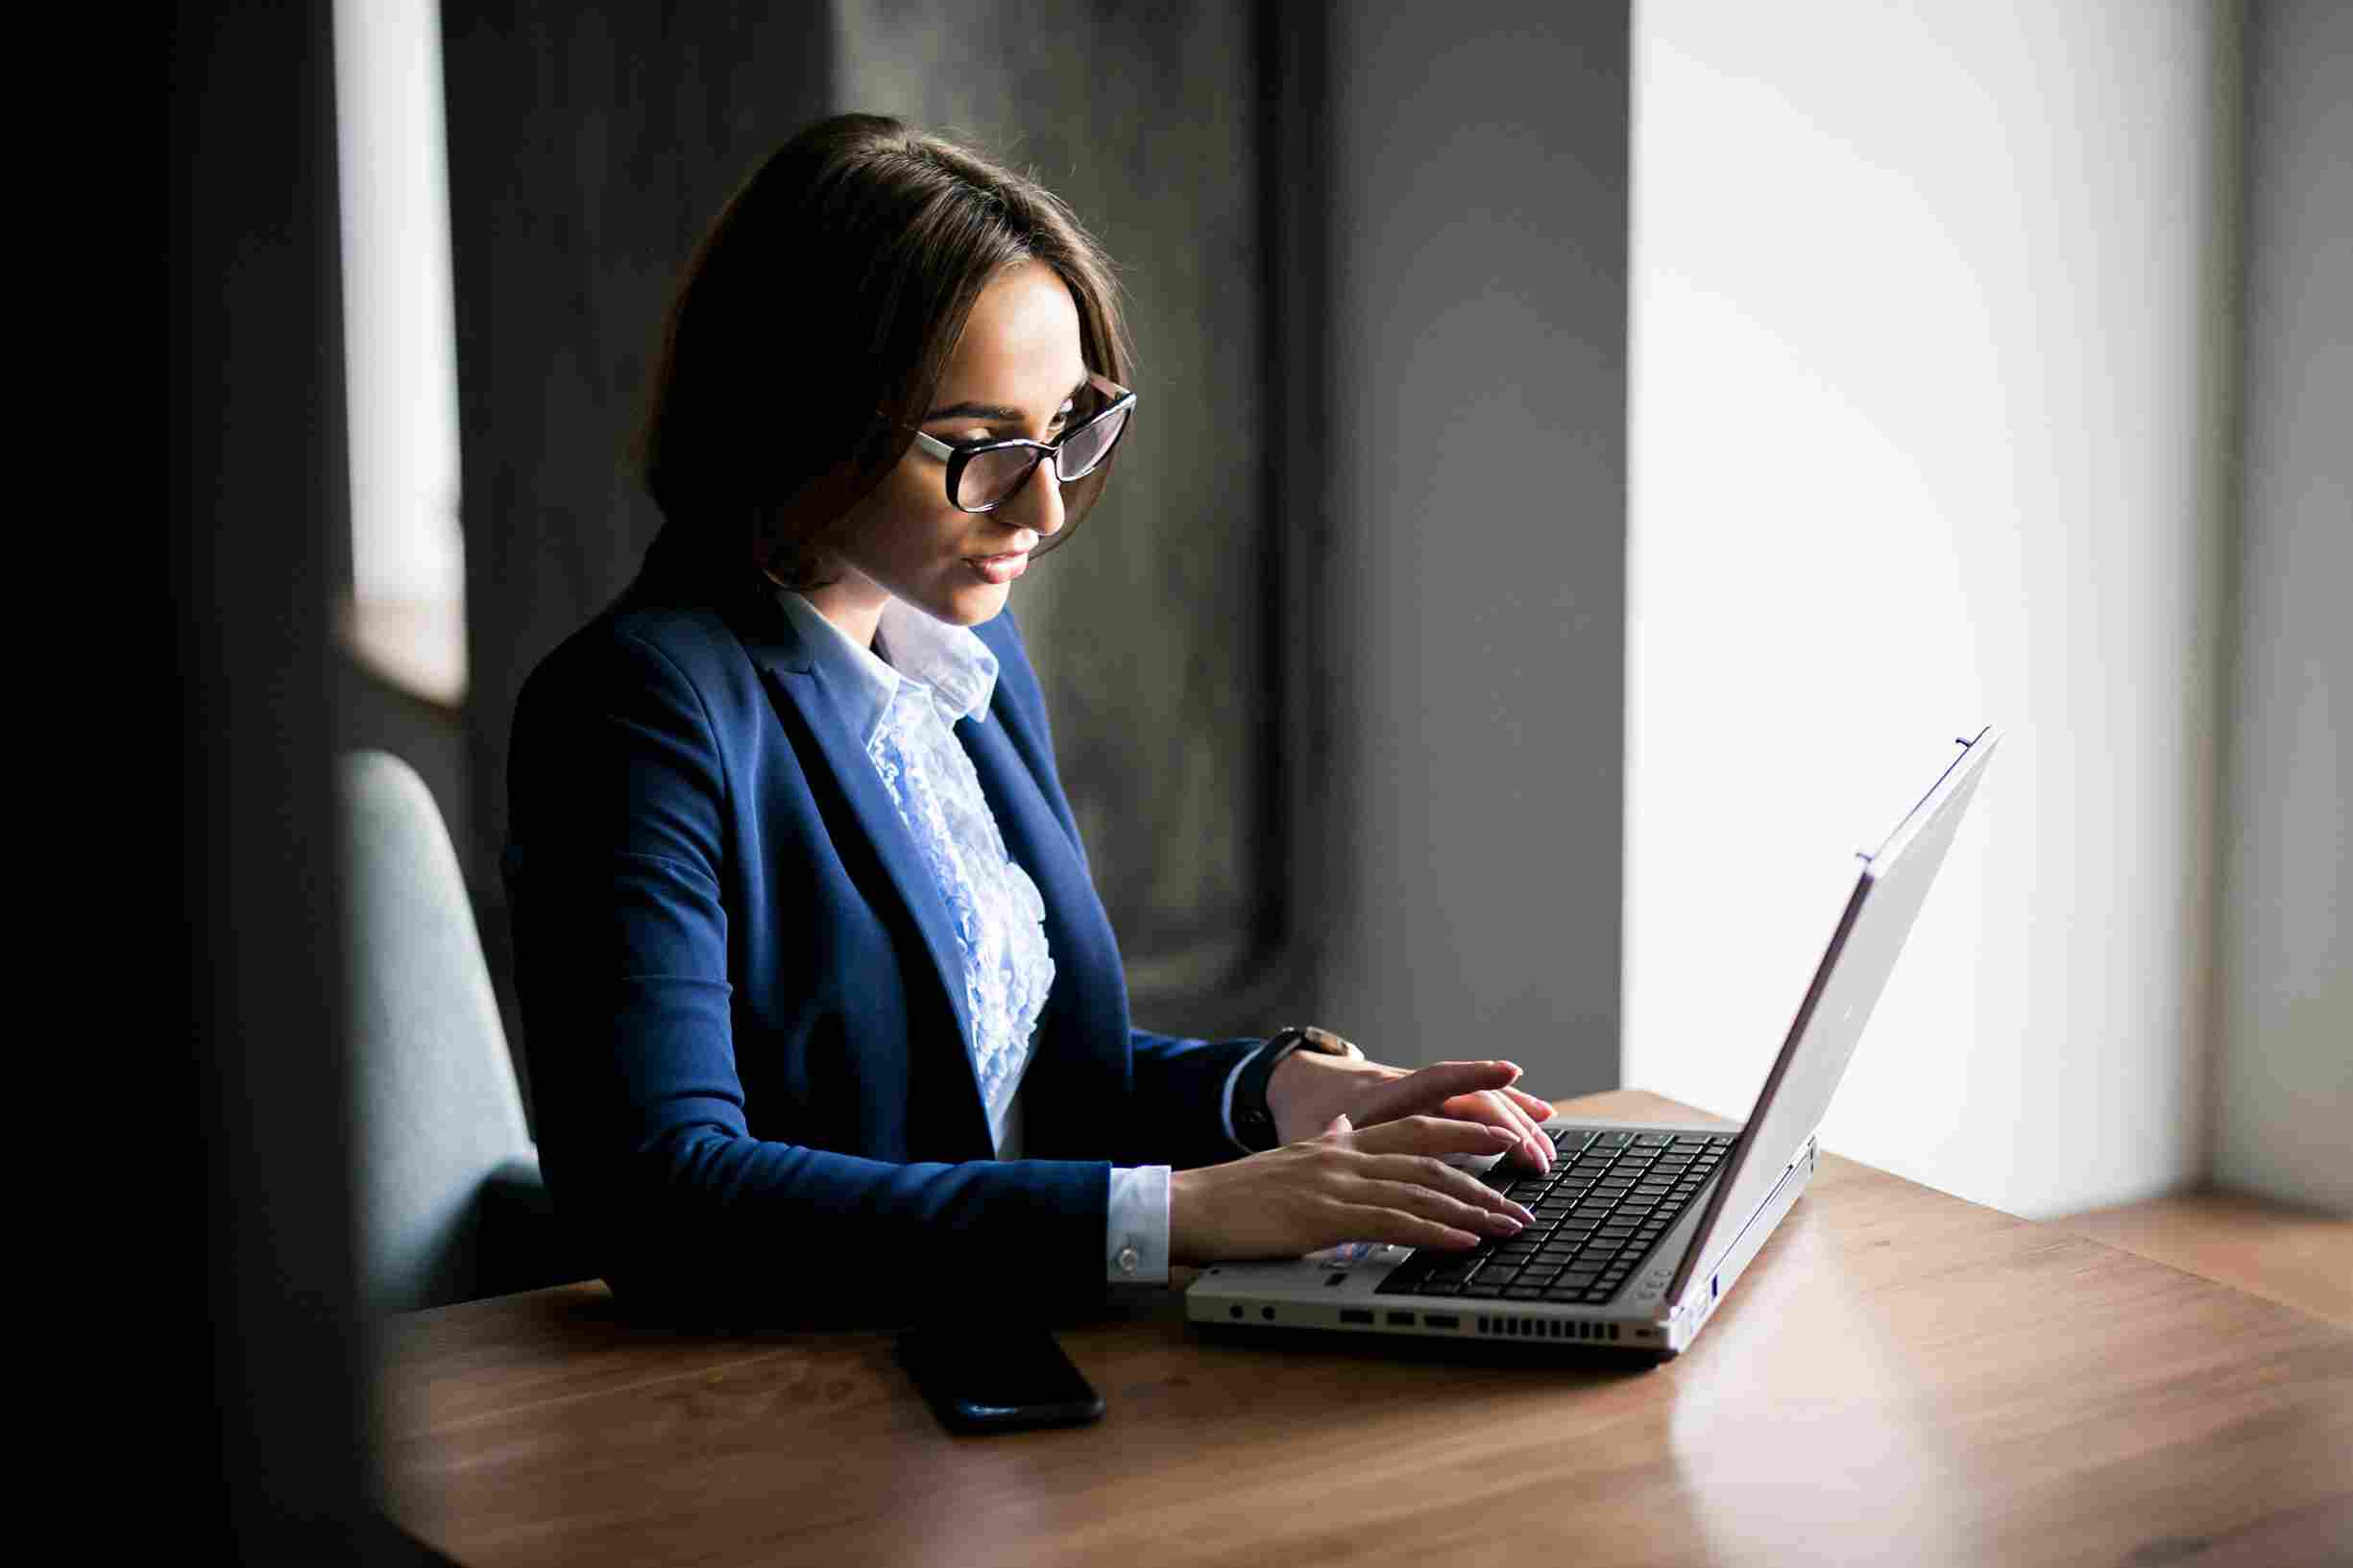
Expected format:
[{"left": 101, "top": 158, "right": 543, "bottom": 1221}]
[
  {"left": 2214, "top": 0, "right": 2352, "bottom": 1212},
  {"left": 1309, "top": 7, "right": 1630, "bottom": 1096}
]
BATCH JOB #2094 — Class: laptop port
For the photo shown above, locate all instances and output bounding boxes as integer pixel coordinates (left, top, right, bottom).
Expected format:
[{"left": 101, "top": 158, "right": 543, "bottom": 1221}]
[
  {"left": 1425, "top": 1314, "right": 1460, "bottom": 1329},
  {"left": 1340, "top": 1309, "right": 1373, "bottom": 1325},
  {"left": 1385, "top": 1312, "right": 1416, "bottom": 1326}
]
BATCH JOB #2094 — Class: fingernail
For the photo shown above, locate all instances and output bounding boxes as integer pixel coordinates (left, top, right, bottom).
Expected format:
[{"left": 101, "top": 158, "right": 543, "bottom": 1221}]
[{"left": 1485, "top": 1215, "right": 1523, "bottom": 1235}]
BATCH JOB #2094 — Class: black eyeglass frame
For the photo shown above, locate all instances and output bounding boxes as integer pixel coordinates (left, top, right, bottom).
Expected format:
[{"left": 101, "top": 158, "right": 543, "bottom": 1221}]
[{"left": 903, "top": 372, "right": 1137, "bottom": 514}]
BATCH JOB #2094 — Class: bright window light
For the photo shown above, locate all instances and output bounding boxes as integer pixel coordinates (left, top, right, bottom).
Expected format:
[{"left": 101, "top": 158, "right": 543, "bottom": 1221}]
[{"left": 332, "top": 0, "right": 466, "bottom": 706}]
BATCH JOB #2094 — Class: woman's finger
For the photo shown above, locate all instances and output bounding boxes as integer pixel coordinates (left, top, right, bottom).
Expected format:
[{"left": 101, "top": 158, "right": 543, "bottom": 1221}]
[
  {"left": 1441, "top": 1087, "right": 1550, "bottom": 1172},
  {"left": 1347, "top": 1114, "right": 1521, "bottom": 1159},
  {"left": 1354, "top": 1060, "right": 1521, "bottom": 1124},
  {"left": 1335, "top": 1203, "right": 1483, "bottom": 1252},
  {"left": 1352, "top": 1153, "right": 1535, "bottom": 1223},
  {"left": 1347, "top": 1178, "right": 1525, "bottom": 1239},
  {"left": 1503, "top": 1085, "right": 1556, "bottom": 1122}
]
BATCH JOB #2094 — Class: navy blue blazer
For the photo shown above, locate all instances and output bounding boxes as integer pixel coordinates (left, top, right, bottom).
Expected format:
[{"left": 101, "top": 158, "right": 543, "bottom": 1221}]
[{"left": 503, "top": 585, "right": 1259, "bottom": 1321}]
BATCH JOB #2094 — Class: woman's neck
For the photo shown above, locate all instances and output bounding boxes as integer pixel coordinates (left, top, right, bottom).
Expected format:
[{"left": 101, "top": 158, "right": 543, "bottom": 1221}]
[{"left": 793, "top": 574, "right": 890, "bottom": 649}]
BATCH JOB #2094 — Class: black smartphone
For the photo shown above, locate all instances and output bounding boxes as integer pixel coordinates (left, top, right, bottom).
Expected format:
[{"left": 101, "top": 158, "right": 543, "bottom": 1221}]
[{"left": 895, "top": 1327, "right": 1105, "bottom": 1435}]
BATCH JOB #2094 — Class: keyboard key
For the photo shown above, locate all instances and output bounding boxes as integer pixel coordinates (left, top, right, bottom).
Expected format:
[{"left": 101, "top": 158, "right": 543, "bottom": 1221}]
[{"left": 1636, "top": 1134, "right": 1674, "bottom": 1146}]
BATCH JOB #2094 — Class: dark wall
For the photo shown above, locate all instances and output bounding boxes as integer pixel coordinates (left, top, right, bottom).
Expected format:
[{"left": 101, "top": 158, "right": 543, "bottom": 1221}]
[{"left": 437, "top": 7, "right": 837, "bottom": 1085}]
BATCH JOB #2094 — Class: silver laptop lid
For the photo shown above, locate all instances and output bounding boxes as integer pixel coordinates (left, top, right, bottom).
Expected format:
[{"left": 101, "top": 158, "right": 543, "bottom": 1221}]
[{"left": 1663, "top": 726, "right": 2001, "bottom": 1307}]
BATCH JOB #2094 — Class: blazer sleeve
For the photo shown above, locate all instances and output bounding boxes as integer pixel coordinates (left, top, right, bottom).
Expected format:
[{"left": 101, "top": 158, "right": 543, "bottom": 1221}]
[
  {"left": 1126, "top": 1030, "right": 1259, "bottom": 1166},
  {"left": 505, "top": 626, "right": 1113, "bottom": 1325}
]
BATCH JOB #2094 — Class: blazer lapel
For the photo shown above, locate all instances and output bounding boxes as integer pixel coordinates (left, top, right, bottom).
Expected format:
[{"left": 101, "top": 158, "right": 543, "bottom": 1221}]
[
  {"left": 731, "top": 600, "right": 980, "bottom": 1079},
  {"left": 959, "top": 708, "right": 1128, "bottom": 1158}
]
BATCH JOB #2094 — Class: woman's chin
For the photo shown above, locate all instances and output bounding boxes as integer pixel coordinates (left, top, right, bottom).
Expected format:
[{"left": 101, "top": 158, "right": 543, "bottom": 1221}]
[{"left": 912, "top": 577, "right": 1010, "bottom": 627}]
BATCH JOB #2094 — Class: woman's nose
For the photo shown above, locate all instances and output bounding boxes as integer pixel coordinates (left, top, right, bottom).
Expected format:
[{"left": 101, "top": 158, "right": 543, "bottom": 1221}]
[{"left": 1009, "top": 453, "right": 1066, "bottom": 536}]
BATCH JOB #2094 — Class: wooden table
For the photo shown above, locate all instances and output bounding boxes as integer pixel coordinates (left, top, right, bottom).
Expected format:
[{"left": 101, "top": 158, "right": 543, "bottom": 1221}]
[{"left": 380, "top": 1091, "right": 2353, "bottom": 1566}]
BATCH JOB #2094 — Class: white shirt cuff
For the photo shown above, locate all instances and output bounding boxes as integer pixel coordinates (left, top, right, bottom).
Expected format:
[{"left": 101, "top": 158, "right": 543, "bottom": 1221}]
[
  {"left": 1105, "top": 1165, "right": 1173, "bottom": 1284},
  {"left": 1219, "top": 1041, "right": 1274, "bottom": 1154}
]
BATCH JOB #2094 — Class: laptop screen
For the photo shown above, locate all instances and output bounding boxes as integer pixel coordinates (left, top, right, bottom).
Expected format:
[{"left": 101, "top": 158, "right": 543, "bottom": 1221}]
[{"left": 1664, "top": 727, "right": 2001, "bottom": 1304}]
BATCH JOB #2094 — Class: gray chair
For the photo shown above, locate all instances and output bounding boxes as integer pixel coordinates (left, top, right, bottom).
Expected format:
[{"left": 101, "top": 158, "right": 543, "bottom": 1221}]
[{"left": 340, "top": 749, "right": 571, "bottom": 1313}]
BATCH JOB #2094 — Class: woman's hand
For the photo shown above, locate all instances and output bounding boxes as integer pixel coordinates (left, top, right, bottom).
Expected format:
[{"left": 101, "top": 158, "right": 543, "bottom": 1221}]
[
  {"left": 1167, "top": 1114, "right": 1537, "bottom": 1266},
  {"left": 1267, "top": 1055, "right": 1560, "bottom": 1173}
]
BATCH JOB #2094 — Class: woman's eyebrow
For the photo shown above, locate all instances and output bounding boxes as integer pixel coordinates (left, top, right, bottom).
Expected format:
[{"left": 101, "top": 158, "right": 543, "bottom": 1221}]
[{"left": 921, "top": 377, "right": 1089, "bottom": 424}]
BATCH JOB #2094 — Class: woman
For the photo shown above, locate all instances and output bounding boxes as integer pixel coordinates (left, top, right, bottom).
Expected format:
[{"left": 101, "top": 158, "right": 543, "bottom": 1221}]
[{"left": 504, "top": 113, "right": 1556, "bottom": 1322}]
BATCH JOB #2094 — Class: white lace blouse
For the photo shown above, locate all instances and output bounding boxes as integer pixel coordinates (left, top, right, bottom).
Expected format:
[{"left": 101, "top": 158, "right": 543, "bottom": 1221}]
[{"left": 776, "top": 590, "right": 1172, "bottom": 1282}]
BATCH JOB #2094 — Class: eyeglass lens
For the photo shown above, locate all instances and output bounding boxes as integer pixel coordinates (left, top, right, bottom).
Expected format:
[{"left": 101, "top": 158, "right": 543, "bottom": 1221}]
[{"left": 956, "top": 402, "right": 1130, "bottom": 509}]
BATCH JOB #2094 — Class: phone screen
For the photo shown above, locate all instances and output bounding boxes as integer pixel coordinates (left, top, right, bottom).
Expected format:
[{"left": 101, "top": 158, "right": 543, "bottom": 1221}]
[{"left": 895, "top": 1328, "right": 1105, "bottom": 1434}]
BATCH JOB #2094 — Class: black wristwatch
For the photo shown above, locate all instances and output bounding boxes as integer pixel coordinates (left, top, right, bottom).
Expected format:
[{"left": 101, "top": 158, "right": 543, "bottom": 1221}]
[{"left": 1231, "top": 1025, "right": 1362, "bottom": 1152}]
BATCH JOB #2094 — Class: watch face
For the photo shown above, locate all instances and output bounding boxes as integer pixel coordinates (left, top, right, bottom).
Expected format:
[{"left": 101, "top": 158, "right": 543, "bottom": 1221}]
[{"left": 1302, "top": 1026, "right": 1349, "bottom": 1055}]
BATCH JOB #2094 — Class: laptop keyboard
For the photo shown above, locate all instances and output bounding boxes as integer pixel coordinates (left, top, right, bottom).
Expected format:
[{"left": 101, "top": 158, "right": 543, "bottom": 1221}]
[{"left": 1377, "top": 1128, "right": 1735, "bottom": 1306}]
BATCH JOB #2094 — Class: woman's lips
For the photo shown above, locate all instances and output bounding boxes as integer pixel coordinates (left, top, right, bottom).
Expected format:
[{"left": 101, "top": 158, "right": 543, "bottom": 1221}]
[{"left": 966, "top": 550, "right": 1029, "bottom": 585}]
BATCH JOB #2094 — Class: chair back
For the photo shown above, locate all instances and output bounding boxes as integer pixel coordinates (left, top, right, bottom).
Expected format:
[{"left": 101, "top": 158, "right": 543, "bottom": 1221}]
[{"left": 340, "top": 749, "right": 539, "bottom": 1313}]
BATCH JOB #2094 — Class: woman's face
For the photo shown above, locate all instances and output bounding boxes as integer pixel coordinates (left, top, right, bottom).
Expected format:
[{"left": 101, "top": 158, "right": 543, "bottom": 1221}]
[{"left": 806, "top": 259, "right": 1088, "bottom": 640}]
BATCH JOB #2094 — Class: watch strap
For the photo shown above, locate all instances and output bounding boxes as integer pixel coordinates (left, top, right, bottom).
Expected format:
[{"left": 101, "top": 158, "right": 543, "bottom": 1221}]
[{"left": 1231, "top": 1025, "right": 1341, "bottom": 1152}]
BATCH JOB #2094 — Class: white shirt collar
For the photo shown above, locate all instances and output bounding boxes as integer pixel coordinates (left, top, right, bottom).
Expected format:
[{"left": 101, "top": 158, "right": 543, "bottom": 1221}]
[{"left": 775, "top": 589, "right": 1000, "bottom": 746}]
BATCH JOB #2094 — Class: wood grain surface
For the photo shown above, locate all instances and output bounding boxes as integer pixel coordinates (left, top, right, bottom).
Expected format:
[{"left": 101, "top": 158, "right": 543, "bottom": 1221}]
[
  {"left": 380, "top": 1091, "right": 2353, "bottom": 1567},
  {"left": 2058, "top": 1188, "right": 2353, "bottom": 1330}
]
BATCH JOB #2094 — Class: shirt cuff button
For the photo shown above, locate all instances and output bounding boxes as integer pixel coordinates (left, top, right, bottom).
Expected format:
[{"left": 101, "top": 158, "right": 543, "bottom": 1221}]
[{"left": 1116, "top": 1243, "right": 1141, "bottom": 1276}]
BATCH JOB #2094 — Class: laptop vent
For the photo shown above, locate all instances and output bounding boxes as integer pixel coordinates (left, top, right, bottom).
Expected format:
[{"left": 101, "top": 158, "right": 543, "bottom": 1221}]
[{"left": 1473, "top": 1315, "right": 1620, "bottom": 1341}]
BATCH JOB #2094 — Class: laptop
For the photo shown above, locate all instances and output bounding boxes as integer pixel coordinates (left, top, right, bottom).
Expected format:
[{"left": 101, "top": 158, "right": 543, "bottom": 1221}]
[{"left": 1187, "top": 725, "right": 2001, "bottom": 1359}]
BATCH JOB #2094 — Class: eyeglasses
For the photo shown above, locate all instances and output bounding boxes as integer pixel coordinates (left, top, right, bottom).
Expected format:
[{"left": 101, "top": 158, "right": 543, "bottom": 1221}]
[{"left": 904, "top": 373, "right": 1136, "bottom": 514}]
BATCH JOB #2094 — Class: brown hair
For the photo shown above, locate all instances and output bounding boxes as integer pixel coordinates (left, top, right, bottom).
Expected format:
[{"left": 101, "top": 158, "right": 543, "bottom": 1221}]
[{"left": 630, "top": 113, "right": 1131, "bottom": 597}]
